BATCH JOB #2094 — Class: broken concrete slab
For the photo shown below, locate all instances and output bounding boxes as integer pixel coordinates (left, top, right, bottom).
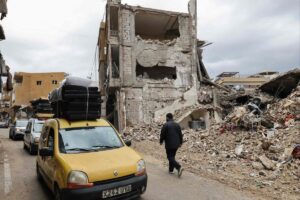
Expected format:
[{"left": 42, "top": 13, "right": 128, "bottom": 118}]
[
  {"left": 259, "top": 68, "right": 300, "bottom": 99},
  {"left": 259, "top": 155, "right": 276, "bottom": 170},
  {"left": 252, "top": 162, "right": 264, "bottom": 170},
  {"left": 235, "top": 144, "right": 244, "bottom": 156}
]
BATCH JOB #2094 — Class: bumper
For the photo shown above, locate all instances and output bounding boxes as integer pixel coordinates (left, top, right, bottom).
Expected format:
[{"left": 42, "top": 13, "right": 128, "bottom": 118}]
[
  {"left": 31, "top": 143, "right": 39, "bottom": 152},
  {"left": 14, "top": 132, "right": 25, "bottom": 139},
  {"left": 61, "top": 174, "right": 147, "bottom": 200}
]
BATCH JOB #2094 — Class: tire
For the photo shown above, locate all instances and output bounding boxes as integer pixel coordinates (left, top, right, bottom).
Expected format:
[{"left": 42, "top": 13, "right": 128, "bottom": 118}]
[
  {"left": 36, "top": 164, "right": 42, "bottom": 182},
  {"left": 12, "top": 132, "right": 16, "bottom": 141},
  {"left": 54, "top": 185, "right": 64, "bottom": 200},
  {"left": 29, "top": 143, "right": 35, "bottom": 155}
]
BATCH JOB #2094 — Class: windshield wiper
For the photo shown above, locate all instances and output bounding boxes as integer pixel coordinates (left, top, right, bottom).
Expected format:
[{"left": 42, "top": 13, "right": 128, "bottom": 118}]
[
  {"left": 91, "top": 145, "right": 121, "bottom": 150},
  {"left": 66, "top": 148, "right": 97, "bottom": 152}
]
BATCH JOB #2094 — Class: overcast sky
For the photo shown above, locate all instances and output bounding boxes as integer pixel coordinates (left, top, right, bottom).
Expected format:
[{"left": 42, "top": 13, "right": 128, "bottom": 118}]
[{"left": 1, "top": 0, "right": 299, "bottom": 79}]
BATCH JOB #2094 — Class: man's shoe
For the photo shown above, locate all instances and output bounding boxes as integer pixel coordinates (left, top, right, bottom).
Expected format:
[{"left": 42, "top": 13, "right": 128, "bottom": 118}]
[
  {"left": 169, "top": 171, "right": 174, "bottom": 174},
  {"left": 177, "top": 167, "right": 183, "bottom": 178}
]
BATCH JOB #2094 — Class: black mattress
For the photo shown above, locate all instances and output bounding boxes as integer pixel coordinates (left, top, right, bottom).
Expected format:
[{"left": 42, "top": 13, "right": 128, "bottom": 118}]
[{"left": 49, "top": 76, "right": 101, "bottom": 121}]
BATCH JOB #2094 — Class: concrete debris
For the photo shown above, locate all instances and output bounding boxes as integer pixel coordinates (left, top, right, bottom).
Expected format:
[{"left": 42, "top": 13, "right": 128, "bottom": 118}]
[
  {"left": 198, "top": 87, "right": 213, "bottom": 104},
  {"left": 235, "top": 144, "right": 244, "bottom": 156},
  {"left": 259, "top": 155, "right": 276, "bottom": 170},
  {"left": 124, "top": 74, "right": 300, "bottom": 199},
  {"left": 259, "top": 68, "right": 300, "bottom": 99},
  {"left": 268, "top": 145, "right": 283, "bottom": 153},
  {"left": 252, "top": 162, "right": 264, "bottom": 170},
  {"left": 222, "top": 81, "right": 300, "bottom": 131}
]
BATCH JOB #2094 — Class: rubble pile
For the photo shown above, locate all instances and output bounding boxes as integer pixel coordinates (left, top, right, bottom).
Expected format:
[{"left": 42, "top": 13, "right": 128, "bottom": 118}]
[
  {"left": 124, "top": 80, "right": 300, "bottom": 199},
  {"left": 126, "top": 120, "right": 299, "bottom": 199},
  {"left": 221, "top": 81, "right": 300, "bottom": 132},
  {"left": 124, "top": 124, "right": 162, "bottom": 142},
  {"left": 267, "top": 83, "right": 300, "bottom": 128}
]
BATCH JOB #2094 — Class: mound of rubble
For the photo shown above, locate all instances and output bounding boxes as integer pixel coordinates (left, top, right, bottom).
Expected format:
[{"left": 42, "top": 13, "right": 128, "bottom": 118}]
[{"left": 124, "top": 80, "right": 300, "bottom": 199}]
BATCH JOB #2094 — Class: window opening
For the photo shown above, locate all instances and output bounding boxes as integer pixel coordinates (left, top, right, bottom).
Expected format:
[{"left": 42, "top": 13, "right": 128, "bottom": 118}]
[
  {"left": 111, "top": 45, "right": 120, "bottom": 78},
  {"left": 136, "top": 62, "right": 177, "bottom": 80},
  {"left": 52, "top": 80, "right": 58, "bottom": 84},
  {"left": 135, "top": 11, "right": 180, "bottom": 40},
  {"left": 110, "top": 6, "right": 119, "bottom": 36}
]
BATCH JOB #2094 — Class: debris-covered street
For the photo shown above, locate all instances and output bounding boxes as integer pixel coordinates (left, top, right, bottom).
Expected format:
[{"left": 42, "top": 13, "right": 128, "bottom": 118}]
[
  {"left": 0, "top": 129, "right": 264, "bottom": 200},
  {"left": 0, "top": 0, "right": 299, "bottom": 200}
]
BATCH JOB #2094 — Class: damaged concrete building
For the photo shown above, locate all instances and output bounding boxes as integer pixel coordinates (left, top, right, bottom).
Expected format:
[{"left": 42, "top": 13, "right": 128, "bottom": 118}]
[{"left": 98, "top": 0, "right": 211, "bottom": 131}]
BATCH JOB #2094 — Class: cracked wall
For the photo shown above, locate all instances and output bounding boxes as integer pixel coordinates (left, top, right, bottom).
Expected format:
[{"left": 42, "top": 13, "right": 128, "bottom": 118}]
[{"left": 100, "top": 0, "right": 200, "bottom": 131}]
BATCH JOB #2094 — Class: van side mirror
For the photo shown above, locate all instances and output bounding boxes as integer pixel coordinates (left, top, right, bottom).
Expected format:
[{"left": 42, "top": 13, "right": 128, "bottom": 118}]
[
  {"left": 125, "top": 140, "right": 132, "bottom": 147},
  {"left": 39, "top": 148, "right": 53, "bottom": 157}
]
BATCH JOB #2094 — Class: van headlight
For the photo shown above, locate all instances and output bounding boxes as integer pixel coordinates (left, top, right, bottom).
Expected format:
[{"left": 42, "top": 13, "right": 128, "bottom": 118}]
[
  {"left": 67, "top": 171, "right": 93, "bottom": 189},
  {"left": 136, "top": 159, "right": 146, "bottom": 176}
]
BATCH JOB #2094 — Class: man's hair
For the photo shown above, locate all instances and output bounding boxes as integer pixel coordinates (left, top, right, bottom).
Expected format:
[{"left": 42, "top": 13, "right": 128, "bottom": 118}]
[{"left": 166, "top": 113, "right": 173, "bottom": 120}]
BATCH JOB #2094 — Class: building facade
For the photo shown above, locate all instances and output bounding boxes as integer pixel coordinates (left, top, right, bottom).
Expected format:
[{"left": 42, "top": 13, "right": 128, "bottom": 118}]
[
  {"left": 98, "top": 0, "right": 206, "bottom": 131},
  {"left": 12, "top": 72, "right": 66, "bottom": 107}
]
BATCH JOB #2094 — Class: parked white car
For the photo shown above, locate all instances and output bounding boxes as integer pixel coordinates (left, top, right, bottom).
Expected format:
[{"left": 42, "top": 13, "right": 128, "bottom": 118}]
[{"left": 23, "top": 119, "right": 45, "bottom": 155}]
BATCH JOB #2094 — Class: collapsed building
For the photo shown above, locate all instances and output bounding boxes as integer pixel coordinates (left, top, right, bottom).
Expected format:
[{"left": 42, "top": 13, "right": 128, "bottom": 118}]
[
  {"left": 124, "top": 69, "right": 300, "bottom": 200},
  {"left": 217, "top": 68, "right": 300, "bottom": 131},
  {"left": 98, "top": 0, "right": 212, "bottom": 131}
]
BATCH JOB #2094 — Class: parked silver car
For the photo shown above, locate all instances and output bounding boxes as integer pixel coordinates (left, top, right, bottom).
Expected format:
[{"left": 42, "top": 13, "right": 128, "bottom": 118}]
[
  {"left": 0, "top": 119, "right": 9, "bottom": 128},
  {"left": 9, "top": 120, "right": 28, "bottom": 140},
  {"left": 23, "top": 119, "right": 45, "bottom": 155}
]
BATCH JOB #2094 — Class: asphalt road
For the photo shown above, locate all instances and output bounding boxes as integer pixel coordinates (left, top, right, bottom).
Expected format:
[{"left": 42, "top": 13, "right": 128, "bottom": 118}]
[{"left": 0, "top": 128, "right": 259, "bottom": 200}]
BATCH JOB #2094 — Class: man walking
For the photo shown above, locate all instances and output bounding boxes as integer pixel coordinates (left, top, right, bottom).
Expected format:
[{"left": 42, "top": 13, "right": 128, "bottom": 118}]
[{"left": 160, "top": 113, "right": 183, "bottom": 177}]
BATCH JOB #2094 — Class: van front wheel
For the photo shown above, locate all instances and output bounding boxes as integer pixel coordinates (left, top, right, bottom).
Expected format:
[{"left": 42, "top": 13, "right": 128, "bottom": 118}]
[
  {"left": 54, "top": 185, "right": 65, "bottom": 200},
  {"left": 36, "top": 164, "right": 42, "bottom": 181}
]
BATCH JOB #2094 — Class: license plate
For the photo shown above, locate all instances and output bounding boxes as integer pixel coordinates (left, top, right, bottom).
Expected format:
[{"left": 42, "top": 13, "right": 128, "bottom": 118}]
[{"left": 102, "top": 185, "right": 132, "bottom": 199}]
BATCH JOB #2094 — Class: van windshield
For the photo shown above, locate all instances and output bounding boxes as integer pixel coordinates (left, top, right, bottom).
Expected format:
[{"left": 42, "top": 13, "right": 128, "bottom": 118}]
[
  {"left": 33, "top": 122, "right": 44, "bottom": 132},
  {"left": 59, "top": 127, "right": 123, "bottom": 153},
  {"left": 16, "top": 121, "right": 28, "bottom": 127}
]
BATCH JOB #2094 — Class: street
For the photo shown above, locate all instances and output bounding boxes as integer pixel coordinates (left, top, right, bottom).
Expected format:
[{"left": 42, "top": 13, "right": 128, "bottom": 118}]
[{"left": 0, "top": 128, "right": 260, "bottom": 200}]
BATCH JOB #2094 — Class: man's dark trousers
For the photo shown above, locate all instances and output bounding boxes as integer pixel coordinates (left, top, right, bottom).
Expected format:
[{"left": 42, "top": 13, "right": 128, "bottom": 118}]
[{"left": 166, "top": 148, "right": 181, "bottom": 172}]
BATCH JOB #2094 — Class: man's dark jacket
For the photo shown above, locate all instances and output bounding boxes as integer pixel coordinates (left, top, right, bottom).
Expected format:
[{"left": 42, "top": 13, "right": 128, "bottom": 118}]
[{"left": 160, "top": 120, "right": 183, "bottom": 149}]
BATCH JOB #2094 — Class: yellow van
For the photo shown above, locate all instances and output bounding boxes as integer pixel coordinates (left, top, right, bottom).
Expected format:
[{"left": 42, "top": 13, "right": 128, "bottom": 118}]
[{"left": 36, "top": 118, "right": 147, "bottom": 200}]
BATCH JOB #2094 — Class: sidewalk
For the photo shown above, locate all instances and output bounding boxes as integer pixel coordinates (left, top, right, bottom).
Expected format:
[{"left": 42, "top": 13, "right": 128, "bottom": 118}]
[{"left": 141, "top": 156, "right": 263, "bottom": 200}]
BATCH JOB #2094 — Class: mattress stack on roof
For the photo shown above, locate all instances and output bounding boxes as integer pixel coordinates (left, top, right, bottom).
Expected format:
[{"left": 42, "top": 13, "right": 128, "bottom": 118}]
[
  {"left": 31, "top": 98, "right": 53, "bottom": 115},
  {"left": 49, "top": 77, "right": 101, "bottom": 121}
]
